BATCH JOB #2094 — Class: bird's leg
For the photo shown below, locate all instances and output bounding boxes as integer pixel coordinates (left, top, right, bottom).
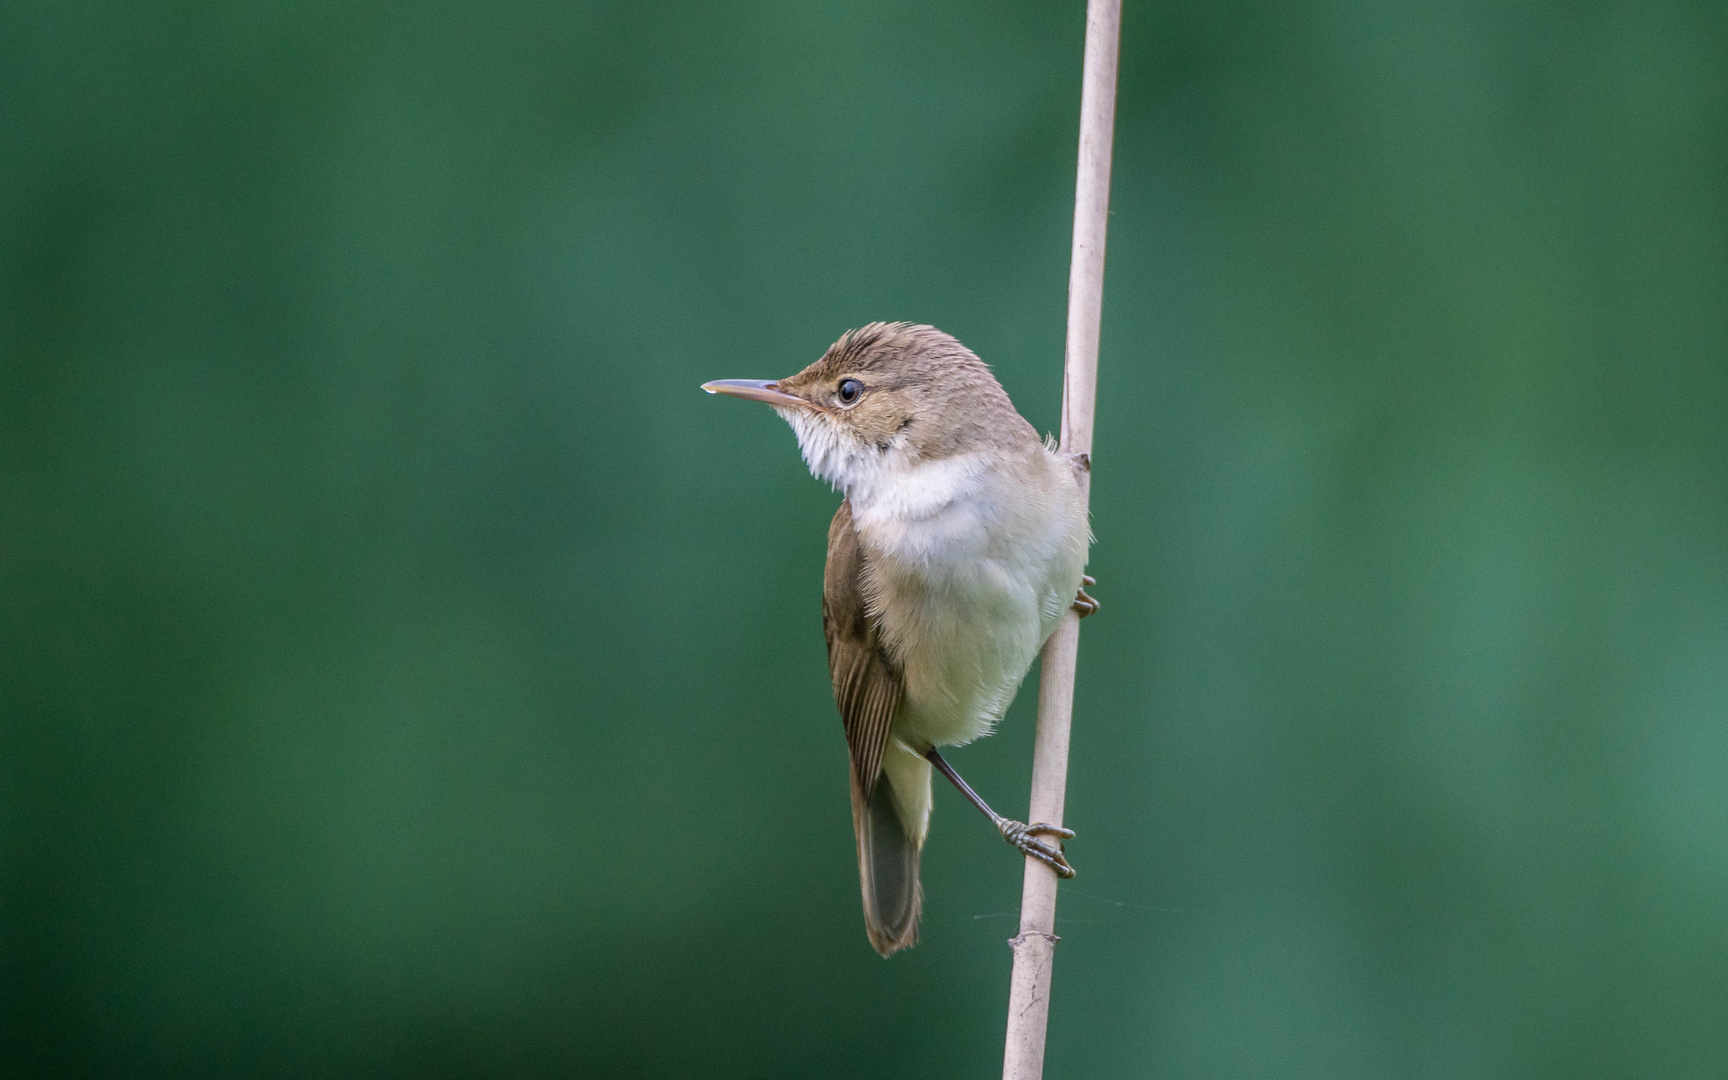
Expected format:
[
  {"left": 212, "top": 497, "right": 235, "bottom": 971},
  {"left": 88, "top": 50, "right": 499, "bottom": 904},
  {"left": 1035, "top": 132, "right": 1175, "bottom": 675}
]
[
  {"left": 1073, "top": 573, "right": 1100, "bottom": 617},
  {"left": 924, "top": 748, "right": 1075, "bottom": 878}
]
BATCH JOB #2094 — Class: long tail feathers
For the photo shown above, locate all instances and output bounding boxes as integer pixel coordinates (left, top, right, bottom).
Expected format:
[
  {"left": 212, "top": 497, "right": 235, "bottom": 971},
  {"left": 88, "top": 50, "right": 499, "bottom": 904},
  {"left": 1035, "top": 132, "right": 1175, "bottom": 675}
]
[{"left": 850, "top": 766, "right": 923, "bottom": 956}]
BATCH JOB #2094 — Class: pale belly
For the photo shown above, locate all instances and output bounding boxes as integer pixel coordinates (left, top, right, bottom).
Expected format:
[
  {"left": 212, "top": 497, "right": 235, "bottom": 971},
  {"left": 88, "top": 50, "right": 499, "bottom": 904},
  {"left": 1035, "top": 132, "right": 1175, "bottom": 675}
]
[
  {"left": 852, "top": 453, "right": 1087, "bottom": 750},
  {"left": 887, "top": 558, "right": 1057, "bottom": 748}
]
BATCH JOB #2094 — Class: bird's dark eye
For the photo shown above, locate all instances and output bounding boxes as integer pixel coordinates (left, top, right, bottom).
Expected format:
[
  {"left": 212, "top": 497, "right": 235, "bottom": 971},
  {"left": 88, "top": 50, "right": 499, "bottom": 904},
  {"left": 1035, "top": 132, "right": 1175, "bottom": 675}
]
[{"left": 837, "top": 378, "right": 863, "bottom": 404}]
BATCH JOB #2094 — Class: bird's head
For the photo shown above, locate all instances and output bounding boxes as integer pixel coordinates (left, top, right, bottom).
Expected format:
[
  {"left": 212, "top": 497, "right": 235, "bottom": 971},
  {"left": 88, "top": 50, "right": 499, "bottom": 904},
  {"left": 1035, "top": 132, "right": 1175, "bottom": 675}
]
[{"left": 702, "top": 322, "right": 1033, "bottom": 493}]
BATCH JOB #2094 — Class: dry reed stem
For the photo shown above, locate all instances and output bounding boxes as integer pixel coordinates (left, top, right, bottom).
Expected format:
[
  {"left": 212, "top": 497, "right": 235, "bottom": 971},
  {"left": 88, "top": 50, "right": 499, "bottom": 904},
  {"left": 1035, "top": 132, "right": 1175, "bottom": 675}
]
[{"left": 1001, "top": 1, "right": 1121, "bottom": 1077}]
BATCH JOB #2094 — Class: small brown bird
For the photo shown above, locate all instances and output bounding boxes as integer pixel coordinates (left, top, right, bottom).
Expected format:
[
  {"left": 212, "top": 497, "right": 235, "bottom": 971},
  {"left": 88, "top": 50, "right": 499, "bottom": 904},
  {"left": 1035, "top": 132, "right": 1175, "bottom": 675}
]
[{"left": 704, "top": 323, "right": 1095, "bottom": 955}]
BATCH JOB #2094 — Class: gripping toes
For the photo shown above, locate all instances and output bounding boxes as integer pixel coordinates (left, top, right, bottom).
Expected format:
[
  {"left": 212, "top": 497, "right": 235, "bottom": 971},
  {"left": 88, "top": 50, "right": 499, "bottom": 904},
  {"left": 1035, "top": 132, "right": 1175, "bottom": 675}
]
[
  {"left": 1000, "top": 820, "right": 1077, "bottom": 878},
  {"left": 1073, "top": 575, "right": 1100, "bottom": 617}
]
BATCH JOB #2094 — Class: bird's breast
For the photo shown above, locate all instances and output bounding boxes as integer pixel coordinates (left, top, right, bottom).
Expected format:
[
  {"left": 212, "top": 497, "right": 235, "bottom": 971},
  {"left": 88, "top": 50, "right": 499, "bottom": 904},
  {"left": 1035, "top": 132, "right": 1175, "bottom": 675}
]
[{"left": 849, "top": 450, "right": 1087, "bottom": 748}]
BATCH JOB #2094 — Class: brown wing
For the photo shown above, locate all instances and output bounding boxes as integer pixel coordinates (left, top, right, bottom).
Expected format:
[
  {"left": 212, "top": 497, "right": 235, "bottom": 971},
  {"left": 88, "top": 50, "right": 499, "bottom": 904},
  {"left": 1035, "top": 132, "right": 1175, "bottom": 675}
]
[{"left": 822, "top": 499, "right": 902, "bottom": 798}]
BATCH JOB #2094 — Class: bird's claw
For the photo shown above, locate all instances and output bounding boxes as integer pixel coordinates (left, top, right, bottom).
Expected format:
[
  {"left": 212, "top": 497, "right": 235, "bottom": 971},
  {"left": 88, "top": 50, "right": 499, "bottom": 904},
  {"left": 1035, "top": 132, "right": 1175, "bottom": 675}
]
[
  {"left": 1073, "top": 575, "right": 1100, "bottom": 617},
  {"left": 1000, "top": 819, "right": 1077, "bottom": 878}
]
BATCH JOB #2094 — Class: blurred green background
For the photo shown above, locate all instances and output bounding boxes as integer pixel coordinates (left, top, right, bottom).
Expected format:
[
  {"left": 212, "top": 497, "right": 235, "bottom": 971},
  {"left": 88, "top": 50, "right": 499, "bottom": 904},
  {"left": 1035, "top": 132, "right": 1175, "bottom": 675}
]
[{"left": 4, "top": 1, "right": 1725, "bottom": 1076}]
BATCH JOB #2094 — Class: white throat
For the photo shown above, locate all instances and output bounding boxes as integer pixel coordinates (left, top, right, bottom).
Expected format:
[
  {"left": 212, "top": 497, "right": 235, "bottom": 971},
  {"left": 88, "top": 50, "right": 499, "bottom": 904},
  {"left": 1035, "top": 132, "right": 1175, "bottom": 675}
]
[{"left": 777, "top": 407, "right": 989, "bottom": 521}]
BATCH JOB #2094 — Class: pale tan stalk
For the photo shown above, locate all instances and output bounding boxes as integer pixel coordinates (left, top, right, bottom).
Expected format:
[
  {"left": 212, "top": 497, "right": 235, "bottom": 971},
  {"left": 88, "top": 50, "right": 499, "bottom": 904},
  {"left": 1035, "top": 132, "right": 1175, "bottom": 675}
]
[{"left": 1001, "top": 1, "right": 1121, "bottom": 1077}]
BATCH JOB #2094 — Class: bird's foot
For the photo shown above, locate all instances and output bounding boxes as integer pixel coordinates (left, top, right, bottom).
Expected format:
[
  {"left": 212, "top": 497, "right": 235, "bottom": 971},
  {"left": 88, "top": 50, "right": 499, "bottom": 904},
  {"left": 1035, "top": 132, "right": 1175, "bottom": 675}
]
[
  {"left": 1000, "top": 819, "right": 1076, "bottom": 878},
  {"left": 1073, "top": 574, "right": 1100, "bottom": 617}
]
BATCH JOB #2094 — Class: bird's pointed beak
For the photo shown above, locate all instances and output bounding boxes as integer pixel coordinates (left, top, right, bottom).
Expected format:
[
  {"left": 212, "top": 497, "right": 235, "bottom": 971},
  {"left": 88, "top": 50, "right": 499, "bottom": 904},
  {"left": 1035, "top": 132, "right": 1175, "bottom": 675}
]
[{"left": 700, "top": 379, "right": 811, "bottom": 409}]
